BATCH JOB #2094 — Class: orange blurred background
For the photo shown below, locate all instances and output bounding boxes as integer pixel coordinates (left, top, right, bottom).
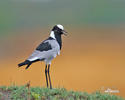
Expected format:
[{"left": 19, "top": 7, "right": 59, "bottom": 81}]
[{"left": 0, "top": 27, "right": 125, "bottom": 97}]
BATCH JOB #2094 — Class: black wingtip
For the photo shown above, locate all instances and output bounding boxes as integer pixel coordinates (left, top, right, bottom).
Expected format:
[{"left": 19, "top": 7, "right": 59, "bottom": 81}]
[
  {"left": 18, "top": 63, "right": 23, "bottom": 67},
  {"left": 18, "top": 60, "right": 31, "bottom": 68},
  {"left": 25, "top": 63, "right": 32, "bottom": 70}
]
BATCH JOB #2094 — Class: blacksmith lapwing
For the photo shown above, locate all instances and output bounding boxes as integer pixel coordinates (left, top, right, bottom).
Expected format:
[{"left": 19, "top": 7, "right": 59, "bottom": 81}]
[{"left": 18, "top": 24, "right": 67, "bottom": 89}]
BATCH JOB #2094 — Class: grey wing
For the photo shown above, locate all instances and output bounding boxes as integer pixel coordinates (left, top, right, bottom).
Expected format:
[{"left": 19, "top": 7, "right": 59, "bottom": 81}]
[
  {"left": 27, "top": 41, "right": 52, "bottom": 61},
  {"left": 28, "top": 50, "right": 42, "bottom": 61}
]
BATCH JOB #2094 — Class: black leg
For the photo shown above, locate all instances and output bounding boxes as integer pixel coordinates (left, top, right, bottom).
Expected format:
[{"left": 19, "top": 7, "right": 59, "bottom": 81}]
[
  {"left": 48, "top": 64, "right": 52, "bottom": 89},
  {"left": 45, "top": 64, "right": 48, "bottom": 88}
]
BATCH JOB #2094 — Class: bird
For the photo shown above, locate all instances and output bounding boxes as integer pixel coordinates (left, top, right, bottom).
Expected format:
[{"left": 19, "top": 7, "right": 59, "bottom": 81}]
[{"left": 18, "top": 24, "right": 67, "bottom": 89}]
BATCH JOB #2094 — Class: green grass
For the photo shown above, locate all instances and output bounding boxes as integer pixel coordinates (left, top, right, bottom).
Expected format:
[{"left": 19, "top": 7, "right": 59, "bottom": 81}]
[{"left": 0, "top": 85, "right": 124, "bottom": 100}]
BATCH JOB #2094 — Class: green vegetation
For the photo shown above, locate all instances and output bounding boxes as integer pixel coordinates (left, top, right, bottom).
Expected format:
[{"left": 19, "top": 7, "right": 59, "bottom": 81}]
[{"left": 0, "top": 85, "right": 124, "bottom": 100}]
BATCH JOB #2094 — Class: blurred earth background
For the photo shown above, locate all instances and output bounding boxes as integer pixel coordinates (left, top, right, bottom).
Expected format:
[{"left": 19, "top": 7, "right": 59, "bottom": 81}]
[{"left": 0, "top": 0, "right": 125, "bottom": 97}]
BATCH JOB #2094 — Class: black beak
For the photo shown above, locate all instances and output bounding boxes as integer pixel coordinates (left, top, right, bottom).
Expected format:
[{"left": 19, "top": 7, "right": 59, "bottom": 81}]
[{"left": 62, "top": 30, "right": 67, "bottom": 36}]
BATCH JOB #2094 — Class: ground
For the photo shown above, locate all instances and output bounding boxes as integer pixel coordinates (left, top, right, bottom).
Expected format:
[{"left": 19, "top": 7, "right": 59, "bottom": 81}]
[{"left": 0, "top": 85, "right": 124, "bottom": 100}]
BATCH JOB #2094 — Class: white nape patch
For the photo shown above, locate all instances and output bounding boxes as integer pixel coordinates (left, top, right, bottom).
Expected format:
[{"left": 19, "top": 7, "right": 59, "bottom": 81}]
[
  {"left": 50, "top": 31, "right": 56, "bottom": 39},
  {"left": 57, "top": 24, "right": 64, "bottom": 30}
]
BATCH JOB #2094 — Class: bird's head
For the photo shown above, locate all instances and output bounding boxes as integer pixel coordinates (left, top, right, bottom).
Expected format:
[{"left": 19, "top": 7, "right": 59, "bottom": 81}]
[{"left": 51, "top": 24, "right": 67, "bottom": 36}]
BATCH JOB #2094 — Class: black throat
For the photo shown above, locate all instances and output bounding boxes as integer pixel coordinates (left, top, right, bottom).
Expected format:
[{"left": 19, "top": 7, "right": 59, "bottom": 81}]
[{"left": 54, "top": 33, "right": 62, "bottom": 50}]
